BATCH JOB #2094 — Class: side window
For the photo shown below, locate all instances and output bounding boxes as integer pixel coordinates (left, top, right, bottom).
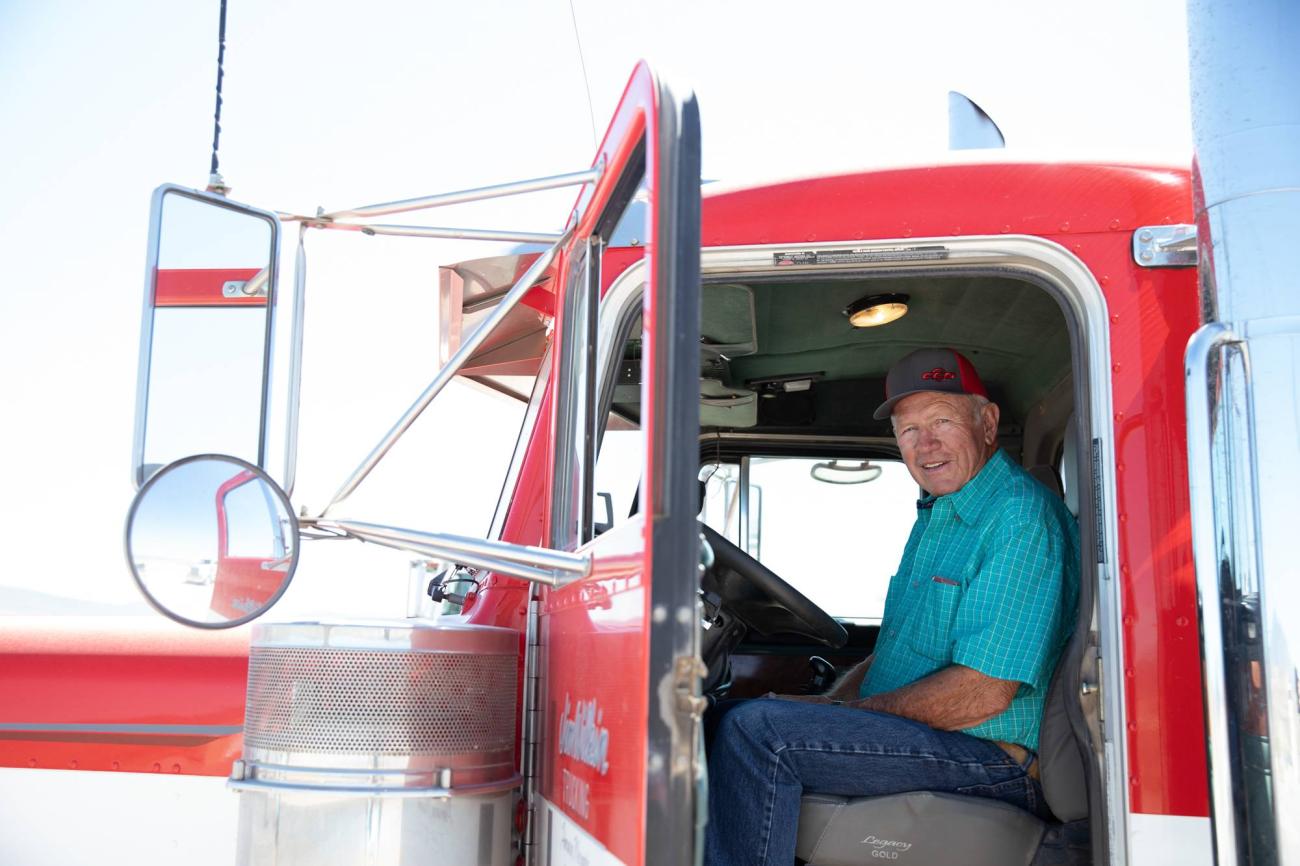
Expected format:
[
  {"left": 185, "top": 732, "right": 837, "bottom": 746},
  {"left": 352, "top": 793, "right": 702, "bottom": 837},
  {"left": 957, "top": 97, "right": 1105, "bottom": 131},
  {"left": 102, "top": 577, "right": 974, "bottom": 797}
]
[
  {"left": 701, "top": 457, "right": 917, "bottom": 622},
  {"left": 592, "top": 425, "right": 643, "bottom": 532},
  {"left": 588, "top": 299, "right": 646, "bottom": 535}
]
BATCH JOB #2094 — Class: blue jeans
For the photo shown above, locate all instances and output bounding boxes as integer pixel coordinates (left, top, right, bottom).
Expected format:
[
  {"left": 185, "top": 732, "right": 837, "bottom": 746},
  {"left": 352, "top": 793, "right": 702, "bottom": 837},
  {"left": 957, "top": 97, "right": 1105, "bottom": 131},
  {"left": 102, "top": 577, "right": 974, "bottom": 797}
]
[{"left": 704, "top": 698, "right": 1044, "bottom": 866}]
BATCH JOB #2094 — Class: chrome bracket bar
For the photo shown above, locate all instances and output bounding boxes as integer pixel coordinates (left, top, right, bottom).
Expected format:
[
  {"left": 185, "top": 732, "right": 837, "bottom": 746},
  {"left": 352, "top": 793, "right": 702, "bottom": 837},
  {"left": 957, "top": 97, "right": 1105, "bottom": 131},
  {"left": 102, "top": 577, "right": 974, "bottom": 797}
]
[
  {"left": 1185, "top": 321, "right": 1244, "bottom": 866},
  {"left": 318, "top": 233, "right": 567, "bottom": 516},
  {"left": 309, "top": 221, "right": 563, "bottom": 245},
  {"left": 1133, "top": 224, "right": 1198, "bottom": 267},
  {"left": 313, "top": 518, "right": 590, "bottom": 588},
  {"left": 320, "top": 167, "right": 602, "bottom": 222}
]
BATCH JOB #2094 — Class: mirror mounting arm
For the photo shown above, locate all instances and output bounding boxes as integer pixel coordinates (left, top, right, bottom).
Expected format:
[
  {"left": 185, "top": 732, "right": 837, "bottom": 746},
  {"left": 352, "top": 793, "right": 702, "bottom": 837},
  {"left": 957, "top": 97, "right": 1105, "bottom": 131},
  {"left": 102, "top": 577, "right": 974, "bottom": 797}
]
[
  {"left": 312, "top": 518, "right": 590, "bottom": 589},
  {"left": 318, "top": 167, "right": 602, "bottom": 222},
  {"left": 317, "top": 230, "right": 571, "bottom": 517}
]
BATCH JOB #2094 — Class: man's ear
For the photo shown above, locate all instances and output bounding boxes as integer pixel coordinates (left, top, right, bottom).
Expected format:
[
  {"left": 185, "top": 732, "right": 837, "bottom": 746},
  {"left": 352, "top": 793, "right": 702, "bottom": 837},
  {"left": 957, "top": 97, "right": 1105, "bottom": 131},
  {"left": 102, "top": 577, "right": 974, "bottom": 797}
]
[{"left": 981, "top": 402, "right": 1000, "bottom": 446}]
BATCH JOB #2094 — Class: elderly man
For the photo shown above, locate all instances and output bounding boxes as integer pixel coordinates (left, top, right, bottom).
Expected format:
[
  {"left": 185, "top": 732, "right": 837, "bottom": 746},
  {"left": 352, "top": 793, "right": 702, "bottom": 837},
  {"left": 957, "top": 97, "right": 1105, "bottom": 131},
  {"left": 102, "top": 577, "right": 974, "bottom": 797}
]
[{"left": 705, "top": 348, "right": 1079, "bottom": 866}]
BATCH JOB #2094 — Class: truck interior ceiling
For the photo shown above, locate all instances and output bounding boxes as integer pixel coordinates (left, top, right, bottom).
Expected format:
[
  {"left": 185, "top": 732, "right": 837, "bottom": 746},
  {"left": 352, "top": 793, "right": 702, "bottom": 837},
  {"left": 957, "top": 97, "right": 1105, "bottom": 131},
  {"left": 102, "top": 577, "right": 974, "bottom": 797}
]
[{"left": 595, "top": 264, "right": 1100, "bottom": 858}]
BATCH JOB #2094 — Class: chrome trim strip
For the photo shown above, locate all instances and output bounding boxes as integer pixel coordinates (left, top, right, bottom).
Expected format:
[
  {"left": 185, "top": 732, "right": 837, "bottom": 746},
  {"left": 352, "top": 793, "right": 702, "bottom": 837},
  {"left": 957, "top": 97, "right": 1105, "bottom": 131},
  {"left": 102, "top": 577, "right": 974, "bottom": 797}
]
[
  {"left": 0, "top": 723, "right": 241, "bottom": 736},
  {"left": 550, "top": 242, "right": 597, "bottom": 550},
  {"left": 321, "top": 168, "right": 601, "bottom": 221},
  {"left": 1185, "top": 322, "right": 1244, "bottom": 866},
  {"left": 283, "top": 224, "right": 308, "bottom": 496},
  {"left": 130, "top": 185, "right": 167, "bottom": 488},
  {"left": 521, "top": 594, "right": 541, "bottom": 850},
  {"left": 319, "top": 235, "right": 567, "bottom": 515},
  {"left": 228, "top": 774, "right": 522, "bottom": 799}
]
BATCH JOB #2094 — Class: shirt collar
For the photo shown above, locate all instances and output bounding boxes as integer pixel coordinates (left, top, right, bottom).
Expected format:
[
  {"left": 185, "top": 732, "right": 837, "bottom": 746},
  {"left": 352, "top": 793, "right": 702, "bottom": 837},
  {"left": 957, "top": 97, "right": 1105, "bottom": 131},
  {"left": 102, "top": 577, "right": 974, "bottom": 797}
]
[{"left": 916, "top": 448, "right": 1014, "bottom": 522}]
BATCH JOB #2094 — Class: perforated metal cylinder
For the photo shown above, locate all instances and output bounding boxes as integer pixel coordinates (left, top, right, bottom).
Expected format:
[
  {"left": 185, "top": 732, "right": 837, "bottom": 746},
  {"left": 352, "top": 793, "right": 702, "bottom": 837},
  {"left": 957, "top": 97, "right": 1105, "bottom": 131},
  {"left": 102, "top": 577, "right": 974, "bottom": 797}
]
[{"left": 232, "top": 620, "right": 521, "bottom": 866}]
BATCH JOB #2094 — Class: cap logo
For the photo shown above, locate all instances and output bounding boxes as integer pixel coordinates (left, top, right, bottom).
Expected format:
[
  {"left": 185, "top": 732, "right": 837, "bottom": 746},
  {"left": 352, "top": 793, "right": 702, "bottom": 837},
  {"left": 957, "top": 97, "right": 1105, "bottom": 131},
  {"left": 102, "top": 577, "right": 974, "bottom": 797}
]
[{"left": 920, "top": 367, "right": 956, "bottom": 382}]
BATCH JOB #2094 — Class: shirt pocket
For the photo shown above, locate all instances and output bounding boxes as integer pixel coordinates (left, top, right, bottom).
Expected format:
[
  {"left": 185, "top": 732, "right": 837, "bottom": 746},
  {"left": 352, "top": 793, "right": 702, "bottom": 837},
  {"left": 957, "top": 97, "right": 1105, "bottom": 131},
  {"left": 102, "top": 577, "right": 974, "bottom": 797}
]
[{"left": 909, "top": 577, "right": 964, "bottom": 661}]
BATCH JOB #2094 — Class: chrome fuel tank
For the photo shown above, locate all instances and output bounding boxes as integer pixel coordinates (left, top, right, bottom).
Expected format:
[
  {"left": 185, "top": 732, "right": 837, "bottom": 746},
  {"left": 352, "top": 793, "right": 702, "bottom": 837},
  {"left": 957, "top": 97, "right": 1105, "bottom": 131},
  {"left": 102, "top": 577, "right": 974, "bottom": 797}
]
[{"left": 231, "top": 620, "right": 521, "bottom": 866}]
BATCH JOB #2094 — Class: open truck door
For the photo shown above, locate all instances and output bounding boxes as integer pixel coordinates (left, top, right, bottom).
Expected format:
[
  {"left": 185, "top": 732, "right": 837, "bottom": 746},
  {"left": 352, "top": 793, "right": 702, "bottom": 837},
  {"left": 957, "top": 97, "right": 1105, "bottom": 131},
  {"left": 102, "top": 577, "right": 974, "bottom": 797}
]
[{"left": 533, "top": 62, "right": 703, "bottom": 866}]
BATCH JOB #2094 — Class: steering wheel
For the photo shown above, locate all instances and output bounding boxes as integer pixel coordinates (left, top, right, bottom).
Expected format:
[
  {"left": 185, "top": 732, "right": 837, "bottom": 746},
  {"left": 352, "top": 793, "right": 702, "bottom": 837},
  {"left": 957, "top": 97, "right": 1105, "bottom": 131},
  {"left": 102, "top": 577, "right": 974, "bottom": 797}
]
[{"left": 699, "top": 522, "right": 847, "bottom": 649}]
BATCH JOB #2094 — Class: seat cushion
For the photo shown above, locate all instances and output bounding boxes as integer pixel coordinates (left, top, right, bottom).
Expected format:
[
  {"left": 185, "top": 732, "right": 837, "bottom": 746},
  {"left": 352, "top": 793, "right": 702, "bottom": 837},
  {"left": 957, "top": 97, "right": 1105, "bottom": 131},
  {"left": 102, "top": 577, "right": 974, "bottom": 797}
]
[{"left": 796, "top": 791, "right": 1046, "bottom": 866}]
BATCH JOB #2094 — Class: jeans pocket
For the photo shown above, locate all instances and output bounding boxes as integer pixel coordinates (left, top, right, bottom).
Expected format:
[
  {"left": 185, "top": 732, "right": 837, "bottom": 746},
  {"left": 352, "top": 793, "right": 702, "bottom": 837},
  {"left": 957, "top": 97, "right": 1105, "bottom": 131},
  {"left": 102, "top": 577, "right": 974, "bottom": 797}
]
[{"left": 955, "top": 776, "right": 1038, "bottom": 815}]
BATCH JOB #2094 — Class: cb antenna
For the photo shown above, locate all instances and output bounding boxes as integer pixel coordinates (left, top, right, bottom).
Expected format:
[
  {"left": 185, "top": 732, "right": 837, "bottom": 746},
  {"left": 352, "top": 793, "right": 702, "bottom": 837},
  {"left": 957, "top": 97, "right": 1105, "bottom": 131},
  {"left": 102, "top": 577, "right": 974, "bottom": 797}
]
[{"left": 206, "top": 0, "right": 231, "bottom": 195}]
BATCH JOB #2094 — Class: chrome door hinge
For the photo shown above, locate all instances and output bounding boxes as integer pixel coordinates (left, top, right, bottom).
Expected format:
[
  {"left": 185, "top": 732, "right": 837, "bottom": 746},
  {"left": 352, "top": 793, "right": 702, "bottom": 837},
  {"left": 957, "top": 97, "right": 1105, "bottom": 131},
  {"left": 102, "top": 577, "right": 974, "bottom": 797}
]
[
  {"left": 1133, "top": 224, "right": 1197, "bottom": 267},
  {"left": 674, "top": 655, "right": 709, "bottom": 719}
]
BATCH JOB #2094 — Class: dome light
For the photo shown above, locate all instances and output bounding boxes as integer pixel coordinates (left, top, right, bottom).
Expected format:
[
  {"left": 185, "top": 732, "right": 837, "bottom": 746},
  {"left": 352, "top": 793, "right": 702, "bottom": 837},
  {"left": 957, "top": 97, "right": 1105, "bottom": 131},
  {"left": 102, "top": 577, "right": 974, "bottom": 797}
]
[{"left": 844, "top": 293, "right": 909, "bottom": 328}]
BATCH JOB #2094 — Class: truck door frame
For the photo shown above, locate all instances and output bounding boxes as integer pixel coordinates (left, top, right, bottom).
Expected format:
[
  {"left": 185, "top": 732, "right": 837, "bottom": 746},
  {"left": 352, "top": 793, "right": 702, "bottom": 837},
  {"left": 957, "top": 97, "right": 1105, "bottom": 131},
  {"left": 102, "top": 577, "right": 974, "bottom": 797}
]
[{"left": 537, "top": 62, "right": 702, "bottom": 866}]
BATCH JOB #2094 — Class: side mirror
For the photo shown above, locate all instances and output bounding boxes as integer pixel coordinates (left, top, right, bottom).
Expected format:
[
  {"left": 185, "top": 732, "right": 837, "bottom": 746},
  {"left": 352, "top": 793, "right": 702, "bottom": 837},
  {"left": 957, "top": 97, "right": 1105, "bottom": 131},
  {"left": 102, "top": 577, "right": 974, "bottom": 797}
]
[
  {"left": 132, "top": 185, "right": 281, "bottom": 488},
  {"left": 126, "top": 454, "right": 299, "bottom": 628}
]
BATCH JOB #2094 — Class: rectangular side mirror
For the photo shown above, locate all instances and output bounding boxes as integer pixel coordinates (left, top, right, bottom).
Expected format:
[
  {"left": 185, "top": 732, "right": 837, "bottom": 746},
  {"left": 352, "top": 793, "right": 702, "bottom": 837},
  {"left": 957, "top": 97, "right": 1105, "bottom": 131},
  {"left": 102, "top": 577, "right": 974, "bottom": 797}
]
[{"left": 132, "top": 185, "right": 282, "bottom": 487}]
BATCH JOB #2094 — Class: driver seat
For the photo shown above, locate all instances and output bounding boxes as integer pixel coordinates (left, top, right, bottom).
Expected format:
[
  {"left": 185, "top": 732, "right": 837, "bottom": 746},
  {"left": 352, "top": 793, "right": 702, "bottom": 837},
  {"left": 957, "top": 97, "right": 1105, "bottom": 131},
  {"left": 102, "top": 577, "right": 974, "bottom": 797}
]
[{"left": 793, "top": 655, "right": 1089, "bottom": 866}]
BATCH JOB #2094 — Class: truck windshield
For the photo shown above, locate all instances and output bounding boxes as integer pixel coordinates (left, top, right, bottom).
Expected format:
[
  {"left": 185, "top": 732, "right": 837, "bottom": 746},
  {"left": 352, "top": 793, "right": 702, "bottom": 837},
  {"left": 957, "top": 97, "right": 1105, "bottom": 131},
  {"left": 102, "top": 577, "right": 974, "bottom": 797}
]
[{"left": 700, "top": 457, "right": 917, "bottom": 622}]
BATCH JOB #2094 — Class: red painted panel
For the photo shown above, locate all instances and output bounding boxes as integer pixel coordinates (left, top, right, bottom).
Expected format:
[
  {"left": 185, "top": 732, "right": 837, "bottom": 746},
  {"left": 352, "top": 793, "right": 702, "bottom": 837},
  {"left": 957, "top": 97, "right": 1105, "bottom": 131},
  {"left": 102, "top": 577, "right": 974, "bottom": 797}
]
[
  {"left": 701, "top": 162, "right": 1192, "bottom": 245},
  {"left": 154, "top": 267, "right": 265, "bottom": 307},
  {"left": 1103, "top": 248, "right": 1207, "bottom": 816},
  {"left": 0, "top": 617, "right": 248, "bottom": 776},
  {"left": 540, "top": 519, "right": 649, "bottom": 866}
]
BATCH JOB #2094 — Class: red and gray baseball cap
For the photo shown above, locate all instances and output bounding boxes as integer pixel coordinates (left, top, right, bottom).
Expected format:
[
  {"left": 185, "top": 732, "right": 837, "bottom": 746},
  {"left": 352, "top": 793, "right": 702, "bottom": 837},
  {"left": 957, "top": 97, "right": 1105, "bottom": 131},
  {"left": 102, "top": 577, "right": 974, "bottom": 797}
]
[{"left": 872, "top": 348, "right": 990, "bottom": 420}]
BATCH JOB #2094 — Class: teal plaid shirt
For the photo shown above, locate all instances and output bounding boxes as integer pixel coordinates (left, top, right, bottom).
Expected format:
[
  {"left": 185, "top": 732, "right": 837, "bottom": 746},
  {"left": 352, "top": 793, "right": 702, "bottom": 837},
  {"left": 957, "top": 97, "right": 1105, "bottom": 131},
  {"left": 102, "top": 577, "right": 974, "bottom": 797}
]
[{"left": 859, "top": 449, "right": 1079, "bottom": 750}]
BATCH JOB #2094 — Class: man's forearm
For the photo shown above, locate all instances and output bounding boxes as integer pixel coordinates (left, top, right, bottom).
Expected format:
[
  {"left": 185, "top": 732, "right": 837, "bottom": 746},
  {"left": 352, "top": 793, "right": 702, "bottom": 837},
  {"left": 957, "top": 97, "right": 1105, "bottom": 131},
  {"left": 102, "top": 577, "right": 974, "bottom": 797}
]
[
  {"left": 825, "top": 655, "right": 873, "bottom": 700},
  {"left": 850, "top": 664, "right": 1018, "bottom": 730}
]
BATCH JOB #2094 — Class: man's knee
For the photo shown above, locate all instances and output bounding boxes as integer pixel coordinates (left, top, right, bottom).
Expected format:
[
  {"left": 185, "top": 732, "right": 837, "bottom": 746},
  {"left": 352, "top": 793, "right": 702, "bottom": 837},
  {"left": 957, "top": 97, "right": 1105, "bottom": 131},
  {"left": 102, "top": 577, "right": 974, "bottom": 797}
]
[{"left": 713, "top": 698, "right": 801, "bottom": 752}]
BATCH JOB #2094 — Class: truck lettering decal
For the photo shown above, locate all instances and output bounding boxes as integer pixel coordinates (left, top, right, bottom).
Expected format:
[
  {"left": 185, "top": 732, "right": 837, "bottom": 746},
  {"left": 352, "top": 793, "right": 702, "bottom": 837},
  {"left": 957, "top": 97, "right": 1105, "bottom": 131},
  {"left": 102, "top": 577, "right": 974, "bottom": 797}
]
[{"left": 558, "top": 695, "right": 610, "bottom": 775}]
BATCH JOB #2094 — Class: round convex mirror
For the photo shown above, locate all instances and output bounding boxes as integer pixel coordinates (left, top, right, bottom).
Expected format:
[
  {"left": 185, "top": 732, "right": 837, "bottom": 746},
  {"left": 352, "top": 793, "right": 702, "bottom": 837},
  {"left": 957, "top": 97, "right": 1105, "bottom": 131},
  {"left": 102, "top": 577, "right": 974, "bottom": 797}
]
[{"left": 126, "top": 454, "right": 299, "bottom": 628}]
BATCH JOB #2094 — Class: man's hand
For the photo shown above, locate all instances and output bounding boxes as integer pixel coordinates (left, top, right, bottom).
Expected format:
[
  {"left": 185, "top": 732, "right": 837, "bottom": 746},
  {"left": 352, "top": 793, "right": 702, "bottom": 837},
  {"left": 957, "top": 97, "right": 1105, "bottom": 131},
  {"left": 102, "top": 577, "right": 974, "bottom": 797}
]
[
  {"left": 761, "top": 692, "right": 838, "bottom": 704},
  {"left": 760, "top": 655, "right": 876, "bottom": 705}
]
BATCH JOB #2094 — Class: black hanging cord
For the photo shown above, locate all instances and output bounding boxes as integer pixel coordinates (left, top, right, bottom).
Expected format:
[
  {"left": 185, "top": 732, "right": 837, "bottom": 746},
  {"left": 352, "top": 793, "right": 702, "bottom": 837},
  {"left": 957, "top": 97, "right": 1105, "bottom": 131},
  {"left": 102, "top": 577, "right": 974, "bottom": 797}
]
[{"left": 207, "top": 0, "right": 230, "bottom": 194}]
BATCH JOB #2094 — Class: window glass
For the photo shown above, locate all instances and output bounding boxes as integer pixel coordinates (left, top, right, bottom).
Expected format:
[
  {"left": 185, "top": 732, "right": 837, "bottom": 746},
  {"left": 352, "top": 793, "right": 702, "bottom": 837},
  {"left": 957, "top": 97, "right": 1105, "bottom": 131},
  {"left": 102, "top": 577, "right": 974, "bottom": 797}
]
[
  {"left": 223, "top": 478, "right": 278, "bottom": 559},
  {"left": 592, "top": 425, "right": 644, "bottom": 531},
  {"left": 701, "top": 457, "right": 918, "bottom": 622}
]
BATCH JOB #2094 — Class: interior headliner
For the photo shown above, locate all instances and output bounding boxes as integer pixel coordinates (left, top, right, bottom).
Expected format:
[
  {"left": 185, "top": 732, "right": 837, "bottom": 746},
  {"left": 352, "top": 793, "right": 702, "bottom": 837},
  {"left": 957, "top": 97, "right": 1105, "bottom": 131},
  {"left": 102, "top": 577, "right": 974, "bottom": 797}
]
[{"left": 613, "top": 271, "right": 1073, "bottom": 438}]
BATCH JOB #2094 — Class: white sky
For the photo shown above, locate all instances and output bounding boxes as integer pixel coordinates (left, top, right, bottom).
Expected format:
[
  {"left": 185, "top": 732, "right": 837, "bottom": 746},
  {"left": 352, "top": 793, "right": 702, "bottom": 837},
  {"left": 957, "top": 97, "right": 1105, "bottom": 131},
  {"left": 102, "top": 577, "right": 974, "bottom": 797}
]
[{"left": 0, "top": 0, "right": 1191, "bottom": 619}]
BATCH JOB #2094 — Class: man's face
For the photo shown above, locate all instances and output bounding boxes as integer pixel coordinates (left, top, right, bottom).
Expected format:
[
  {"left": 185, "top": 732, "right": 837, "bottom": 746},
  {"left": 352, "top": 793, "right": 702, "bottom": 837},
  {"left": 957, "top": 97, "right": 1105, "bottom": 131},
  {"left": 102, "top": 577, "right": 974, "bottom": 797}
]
[{"left": 891, "top": 391, "right": 1000, "bottom": 496}]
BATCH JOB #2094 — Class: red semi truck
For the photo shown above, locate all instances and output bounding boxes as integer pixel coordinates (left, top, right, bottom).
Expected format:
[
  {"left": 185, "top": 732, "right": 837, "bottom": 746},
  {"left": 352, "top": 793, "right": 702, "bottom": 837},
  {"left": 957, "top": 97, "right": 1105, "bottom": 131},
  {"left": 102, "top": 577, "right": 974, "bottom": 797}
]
[{"left": 2, "top": 3, "right": 1298, "bottom": 865}]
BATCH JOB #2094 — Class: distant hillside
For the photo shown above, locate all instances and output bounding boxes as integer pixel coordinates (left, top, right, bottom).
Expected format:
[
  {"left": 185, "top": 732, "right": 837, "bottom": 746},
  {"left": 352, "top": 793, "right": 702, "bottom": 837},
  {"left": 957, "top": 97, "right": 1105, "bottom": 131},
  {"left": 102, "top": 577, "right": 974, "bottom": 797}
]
[{"left": 0, "top": 587, "right": 152, "bottom": 616}]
